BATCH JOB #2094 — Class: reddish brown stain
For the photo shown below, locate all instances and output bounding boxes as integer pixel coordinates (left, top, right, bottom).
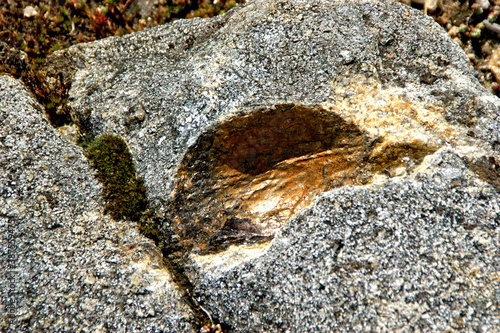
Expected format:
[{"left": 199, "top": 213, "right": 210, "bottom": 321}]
[{"left": 167, "top": 104, "right": 436, "bottom": 253}]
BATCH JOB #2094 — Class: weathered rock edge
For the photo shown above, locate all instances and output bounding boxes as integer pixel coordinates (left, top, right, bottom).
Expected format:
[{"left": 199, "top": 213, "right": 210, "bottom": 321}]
[
  {"left": 0, "top": 76, "right": 197, "bottom": 332},
  {"left": 51, "top": 0, "right": 500, "bottom": 212},
  {"left": 189, "top": 149, "right": 500, "bottom": 332}
]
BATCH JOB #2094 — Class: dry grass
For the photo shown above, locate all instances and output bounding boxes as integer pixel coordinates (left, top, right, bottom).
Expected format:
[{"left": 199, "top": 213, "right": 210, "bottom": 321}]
[{"left": 402, "top": 0, "right": 500, "bottom": 96}]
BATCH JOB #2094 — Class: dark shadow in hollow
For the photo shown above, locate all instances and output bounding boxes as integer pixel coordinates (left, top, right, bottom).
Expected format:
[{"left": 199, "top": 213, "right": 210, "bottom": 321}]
[{"left": 207, "top": 104, "right": 366, "bottom": 175}]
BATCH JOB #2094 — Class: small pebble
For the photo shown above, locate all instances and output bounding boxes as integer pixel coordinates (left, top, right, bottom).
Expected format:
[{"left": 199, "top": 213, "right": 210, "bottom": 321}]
[{"left": 23, "top": 5, "right": 38, "bottom": 18}]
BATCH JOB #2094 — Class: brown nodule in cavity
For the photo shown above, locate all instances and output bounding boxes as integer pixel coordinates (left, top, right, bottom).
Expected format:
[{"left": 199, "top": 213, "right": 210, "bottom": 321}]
[{"left": 168, "top": 104, "right": 436, "bottom": 253}]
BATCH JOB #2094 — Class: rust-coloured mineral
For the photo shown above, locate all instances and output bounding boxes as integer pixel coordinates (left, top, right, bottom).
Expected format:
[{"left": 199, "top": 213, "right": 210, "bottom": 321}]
[{"left": 167, "top": 104, "right": 436, "bottom": 253}]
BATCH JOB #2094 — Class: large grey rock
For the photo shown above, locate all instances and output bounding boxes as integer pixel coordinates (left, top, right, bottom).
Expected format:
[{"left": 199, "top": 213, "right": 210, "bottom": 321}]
[
  {"left": 35, "top": 0, "right": 500, "bottom": 331},
  {"left": 0, "top": 76, "right": 196, "bottom": 332},
  {"left": 60, "top": 0, "right": 500, "bottom": 211}
]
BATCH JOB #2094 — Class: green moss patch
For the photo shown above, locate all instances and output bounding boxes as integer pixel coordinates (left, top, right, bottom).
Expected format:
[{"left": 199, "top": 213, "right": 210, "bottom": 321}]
[{"left": 85, "top": 134, "right": 147, "bottom": 221}]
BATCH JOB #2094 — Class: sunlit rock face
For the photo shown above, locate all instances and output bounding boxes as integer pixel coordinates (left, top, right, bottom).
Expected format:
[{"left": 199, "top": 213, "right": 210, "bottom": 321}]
[
  {"left": 47, "top": 0, "right": 500, "bottom": 331},
  {"left": 62, "top": 0, "right": 499, "bottom": 214},
  {"left": 0, "top": 76, "right": 197, "bottom": 333}
]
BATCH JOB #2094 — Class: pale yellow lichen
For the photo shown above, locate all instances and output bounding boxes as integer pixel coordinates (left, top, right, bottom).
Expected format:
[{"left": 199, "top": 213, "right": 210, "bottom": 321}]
[{"left": 323, "top": 78, "right": 477, "bottom": 150}]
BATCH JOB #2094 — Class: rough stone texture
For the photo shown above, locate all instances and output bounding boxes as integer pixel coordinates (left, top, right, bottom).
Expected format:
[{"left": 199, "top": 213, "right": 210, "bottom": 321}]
[
  {"left": 60, "top": 0, "right": 500, "bottom": 212},
  {"left": 21, "top": 0, "right": 500, "bottom": 331},
  {"left": 0, "top": 76, "right": 196, "bottom": 332},
  {"left": 189, "top": 149, "right": 500, "bottom": 332}
]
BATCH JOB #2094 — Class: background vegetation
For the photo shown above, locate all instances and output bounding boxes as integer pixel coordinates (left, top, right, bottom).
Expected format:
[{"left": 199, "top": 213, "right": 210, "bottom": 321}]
[
  {"left": 0, "top": 0, "right": 245, "bottom": 125},
  {"left": 2, "top": 0, "right": 500, "bottom": 113}
]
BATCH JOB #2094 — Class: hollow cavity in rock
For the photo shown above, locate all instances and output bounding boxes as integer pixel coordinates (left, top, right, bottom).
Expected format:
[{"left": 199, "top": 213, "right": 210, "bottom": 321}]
[{"left": 168, "top": 104, "right": 436, "bottom": 253}]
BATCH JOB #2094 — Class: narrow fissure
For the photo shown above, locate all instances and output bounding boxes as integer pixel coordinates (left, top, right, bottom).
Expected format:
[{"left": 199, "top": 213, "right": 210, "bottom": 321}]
[
  {"left": 79, "top": 104, "right": 437, "bottom": 332},
  {"left": 80, "top": 133, "right": 223, "bottom": 332}
]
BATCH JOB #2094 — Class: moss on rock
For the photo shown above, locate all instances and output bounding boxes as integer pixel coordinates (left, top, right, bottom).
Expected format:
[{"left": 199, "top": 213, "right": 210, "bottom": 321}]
[{"left": 86, "top": 134, "right": 148, "bottom": 221}]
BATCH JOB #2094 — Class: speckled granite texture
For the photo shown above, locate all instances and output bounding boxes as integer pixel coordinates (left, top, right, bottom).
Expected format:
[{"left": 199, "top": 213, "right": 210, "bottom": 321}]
[
  {"left": 0, "top": 76, "right": 196, "bottom": 332},
  {"left": 4, "top": 0, "right": 500, "bottom": 331}
]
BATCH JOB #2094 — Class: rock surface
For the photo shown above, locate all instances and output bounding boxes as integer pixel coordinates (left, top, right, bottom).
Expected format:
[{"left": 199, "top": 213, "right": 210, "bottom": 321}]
[
  {"left": 0, "top": 76, "right": 196, "bottom": 332},
  {"left": 189, "top": 149, "right": 500, "bottom": 332},
  {"left": 6, "top": 0, "right": 500, "bottom": 331},
  {"left": 60, "top": 0, "right": 500, "bottom": 212}
]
